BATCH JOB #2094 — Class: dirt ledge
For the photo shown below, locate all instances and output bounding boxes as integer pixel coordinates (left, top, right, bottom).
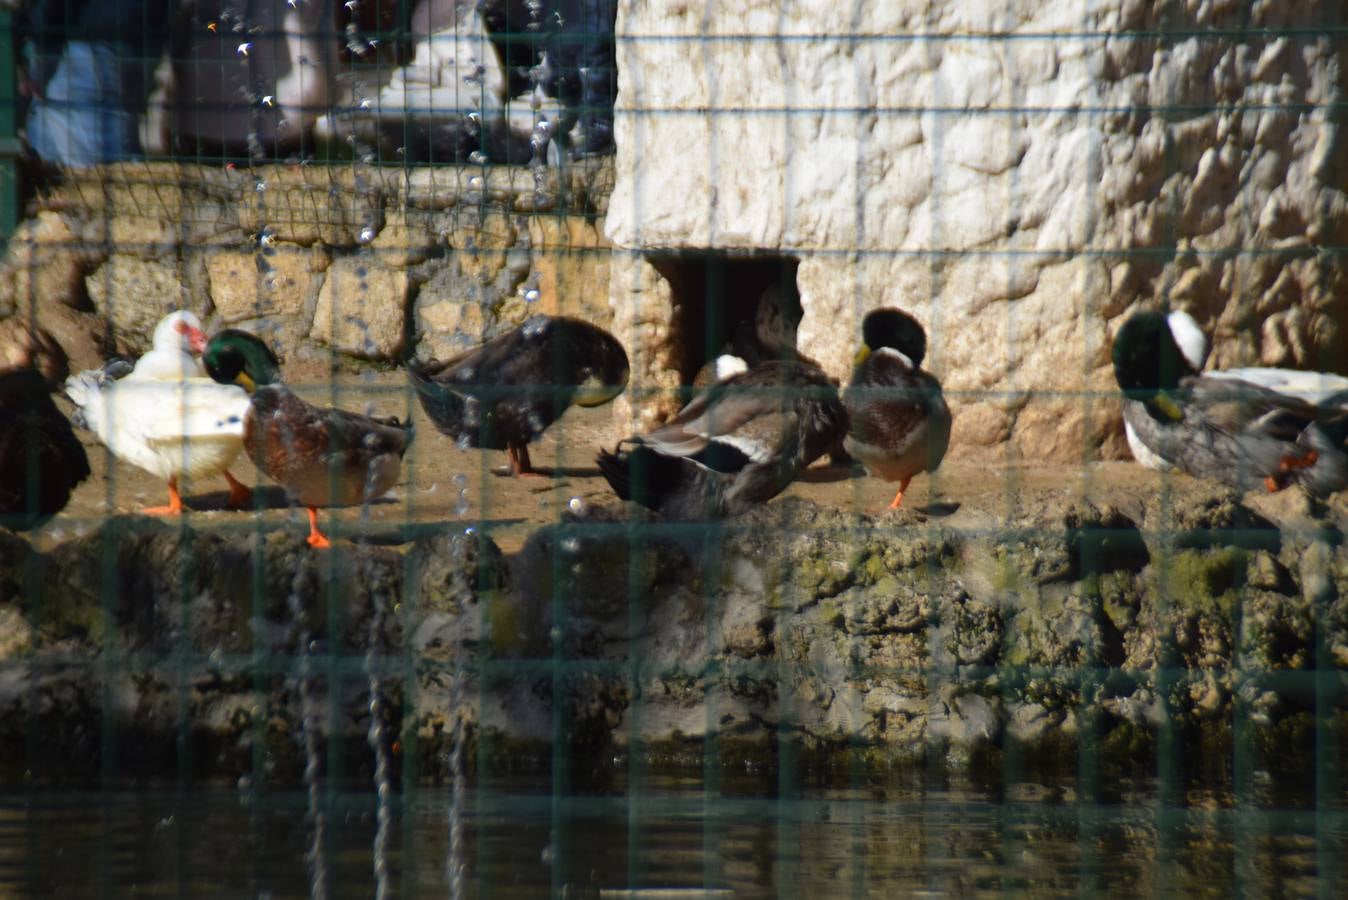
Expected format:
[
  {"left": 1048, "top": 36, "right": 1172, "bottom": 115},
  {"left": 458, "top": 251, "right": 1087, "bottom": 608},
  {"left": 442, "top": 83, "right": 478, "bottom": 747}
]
[{"left": 3, "top": 475, "right": 1346, "bottom": 785}]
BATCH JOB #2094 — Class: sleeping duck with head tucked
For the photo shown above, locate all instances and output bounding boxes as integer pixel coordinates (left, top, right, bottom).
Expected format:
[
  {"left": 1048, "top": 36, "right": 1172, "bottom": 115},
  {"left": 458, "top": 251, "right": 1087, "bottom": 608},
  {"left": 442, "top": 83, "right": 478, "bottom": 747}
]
[
  {"left": 1111, "top": 309, "right": 1348, "bottom": 494},
  {"left": 204, "top": 329, "right": 413, "bottom": 548},
  {"left": 407, "top": 314, "right": 629, "bottom": 477},
  {"left": 842, "top": 308, "right": 951, "bottom": 511}
]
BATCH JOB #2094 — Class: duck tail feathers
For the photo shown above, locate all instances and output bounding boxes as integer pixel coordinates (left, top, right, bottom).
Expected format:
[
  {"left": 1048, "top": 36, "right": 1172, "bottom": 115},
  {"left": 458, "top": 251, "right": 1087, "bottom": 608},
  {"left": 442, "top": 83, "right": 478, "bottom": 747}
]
[
  {"left": 63, "top": 368, "right": 106, "bottom": 431},
  {"left": 406, "top": 365, "right": 466, "bottom": 426}
]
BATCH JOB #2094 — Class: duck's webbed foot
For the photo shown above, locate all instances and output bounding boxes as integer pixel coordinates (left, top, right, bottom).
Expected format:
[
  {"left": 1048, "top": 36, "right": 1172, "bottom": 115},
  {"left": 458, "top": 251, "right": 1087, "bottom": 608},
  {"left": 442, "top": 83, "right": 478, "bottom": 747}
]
[{"left": 142, "top": 476, "right": 185, "bottom": 516}]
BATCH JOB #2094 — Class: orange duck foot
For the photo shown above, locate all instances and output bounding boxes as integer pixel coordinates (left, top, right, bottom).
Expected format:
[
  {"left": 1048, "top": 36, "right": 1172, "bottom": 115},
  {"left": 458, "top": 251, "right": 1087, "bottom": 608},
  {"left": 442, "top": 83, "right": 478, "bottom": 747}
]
[
  {"left": 143, "top": 477, "right": 184, "bottom": 515},
  {"left": 306, "top": 508, "right": 332, "bottom": 549},
  {"left": 885, "top": 477, "right": 913, "bottom": 511},
  {"left": 506, "top": 445, "right": 545, "bottom": 479},
  {"left": 1279, "top": 450, "right": 1319, "bottom": 472}
]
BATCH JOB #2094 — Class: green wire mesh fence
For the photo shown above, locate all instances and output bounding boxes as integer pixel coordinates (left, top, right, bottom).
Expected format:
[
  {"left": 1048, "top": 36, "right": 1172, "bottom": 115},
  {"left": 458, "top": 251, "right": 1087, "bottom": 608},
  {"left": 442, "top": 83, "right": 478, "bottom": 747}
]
[{"left": 1, "top": 2, "right": 1347, "bottom": 897}]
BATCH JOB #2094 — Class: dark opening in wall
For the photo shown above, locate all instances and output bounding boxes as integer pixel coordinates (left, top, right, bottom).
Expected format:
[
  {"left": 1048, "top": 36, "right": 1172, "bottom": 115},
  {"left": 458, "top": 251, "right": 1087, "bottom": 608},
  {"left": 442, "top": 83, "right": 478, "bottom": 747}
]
[{"left": 647, "top": 253, "right": 802, "bottom": 384}]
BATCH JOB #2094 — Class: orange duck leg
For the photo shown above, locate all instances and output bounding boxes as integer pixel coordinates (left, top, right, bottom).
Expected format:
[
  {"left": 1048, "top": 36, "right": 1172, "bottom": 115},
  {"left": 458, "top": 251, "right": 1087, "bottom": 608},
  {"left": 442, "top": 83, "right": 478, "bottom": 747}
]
[{"left": 306, "top": 507, "right": 332, "bottom": 549}]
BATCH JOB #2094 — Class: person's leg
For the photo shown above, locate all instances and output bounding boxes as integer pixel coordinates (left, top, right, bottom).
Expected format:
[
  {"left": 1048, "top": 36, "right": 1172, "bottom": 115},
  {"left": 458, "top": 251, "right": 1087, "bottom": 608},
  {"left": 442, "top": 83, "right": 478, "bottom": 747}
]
[{"left": 26, "top": 41, "right": 140, "bottom": 166}]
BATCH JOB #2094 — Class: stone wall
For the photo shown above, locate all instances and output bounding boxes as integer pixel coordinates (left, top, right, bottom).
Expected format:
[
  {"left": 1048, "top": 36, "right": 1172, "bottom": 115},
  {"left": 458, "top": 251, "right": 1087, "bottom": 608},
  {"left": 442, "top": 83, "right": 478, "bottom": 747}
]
[
  {"left": 0, "top": 161, "right": 615, "bottom": 380},
  {"left": 2, "top": 492, "right": 1344, "bottom": 780},
  {"left": 606, "top": 0, "right": 1348, "bottom": 457}
]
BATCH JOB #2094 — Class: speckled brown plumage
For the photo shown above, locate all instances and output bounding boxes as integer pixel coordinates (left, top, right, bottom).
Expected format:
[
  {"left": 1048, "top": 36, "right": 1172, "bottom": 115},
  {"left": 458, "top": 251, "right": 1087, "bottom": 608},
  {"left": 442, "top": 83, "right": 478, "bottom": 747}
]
[{"left": 244, "top": 384, "right": 412, "bottom": 509}]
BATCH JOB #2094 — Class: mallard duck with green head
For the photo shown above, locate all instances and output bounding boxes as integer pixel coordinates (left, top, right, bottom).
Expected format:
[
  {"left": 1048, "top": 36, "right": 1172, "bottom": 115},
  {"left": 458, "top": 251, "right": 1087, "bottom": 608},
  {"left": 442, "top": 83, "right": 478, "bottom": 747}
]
[
  {"left": 842, "top": 308, "right": 951, "bottom": 510},
  {"left": 204, "top": 329, "right": 414, "bottom": 548},
  {"left": 1111, "top": 310, "right": 1336, "bottom": 493},
  {"left": 407, "top": 314, "right": 629, "bottom": 476}
]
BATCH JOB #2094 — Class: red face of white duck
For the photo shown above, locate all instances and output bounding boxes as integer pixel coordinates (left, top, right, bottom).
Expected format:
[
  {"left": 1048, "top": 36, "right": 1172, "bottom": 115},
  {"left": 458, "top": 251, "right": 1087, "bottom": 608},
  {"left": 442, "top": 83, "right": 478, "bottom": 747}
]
[{"left": 179, "top": 318, "right": 209, "bottom": 354}]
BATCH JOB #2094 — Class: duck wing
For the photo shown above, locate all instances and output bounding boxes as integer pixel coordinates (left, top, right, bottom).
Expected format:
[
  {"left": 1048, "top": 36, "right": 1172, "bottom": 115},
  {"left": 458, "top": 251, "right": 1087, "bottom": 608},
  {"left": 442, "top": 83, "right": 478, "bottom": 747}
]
[
  {"left": 1179, "top": 375, "right": 1318, "bottom": 443},
  {"left": 640, "top": 393, "right": 785, "bottom": 466},
  {"left": 67, "top": 372, "right": 247, "bottom": 478},
  {"left": 845, "top": 355, "right": 946, "bottom": 447},
  {"left": 407, "top": 327, "right": 544, "bottom": 448},
  {"left": 640, "top": 362, "right": 810, "bottom": 468},
  {"left": 1128, "top": 375, "right": 1321, "bottom": 490},
  {"left": 1209, "top": 367, "right": 1348, "bottom": 406},
  {"left": 318, "top": 406, "right": 414, "bottom": 458},
  {"left": 600, "top": 360, "right": 845, "bottom": 518}
]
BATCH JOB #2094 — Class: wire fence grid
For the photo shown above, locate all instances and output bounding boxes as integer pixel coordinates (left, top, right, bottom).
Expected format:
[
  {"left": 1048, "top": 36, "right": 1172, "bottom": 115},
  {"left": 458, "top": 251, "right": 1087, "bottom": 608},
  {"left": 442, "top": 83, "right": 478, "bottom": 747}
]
[{"left": 0, "top": 3, "right": 1347, "bottom": 898}]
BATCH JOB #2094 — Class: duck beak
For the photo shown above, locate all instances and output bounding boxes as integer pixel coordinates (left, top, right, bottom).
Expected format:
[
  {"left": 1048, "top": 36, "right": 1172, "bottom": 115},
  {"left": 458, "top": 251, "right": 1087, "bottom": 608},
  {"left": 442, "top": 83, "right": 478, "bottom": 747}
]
[
  {"left": 574, "top": 374, "right": 623, "bottom": 407},
  {"left": 1152, "top": 391, "right": 1183, "bottom": 422},
  {"left": 853, "top": 345, "right": 871, "bottom": 367},
  {"left": 236, "top": 372, "right": 257, "bottom": 393}
]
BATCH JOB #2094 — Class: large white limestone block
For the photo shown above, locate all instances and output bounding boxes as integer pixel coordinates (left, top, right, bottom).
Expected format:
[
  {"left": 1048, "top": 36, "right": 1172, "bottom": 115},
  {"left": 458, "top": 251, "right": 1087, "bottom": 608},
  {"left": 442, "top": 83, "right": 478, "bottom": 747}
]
[{"left": 607, "top": 0, "right": 1348, "bottom": 460}]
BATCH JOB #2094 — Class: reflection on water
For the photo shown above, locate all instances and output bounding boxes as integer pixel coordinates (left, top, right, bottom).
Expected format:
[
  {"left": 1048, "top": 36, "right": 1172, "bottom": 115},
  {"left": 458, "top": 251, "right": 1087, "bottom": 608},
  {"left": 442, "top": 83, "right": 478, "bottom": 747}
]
[{"left": 0, "top": 769, "right": 1343, "bottom": 897}]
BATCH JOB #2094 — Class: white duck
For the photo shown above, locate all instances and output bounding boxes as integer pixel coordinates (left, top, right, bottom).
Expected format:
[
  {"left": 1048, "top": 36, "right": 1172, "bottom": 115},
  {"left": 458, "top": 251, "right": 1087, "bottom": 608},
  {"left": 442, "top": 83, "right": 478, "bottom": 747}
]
[
  {"left": 1123, "top": 310, "right": 1348, "bottom": 471},
  {"left": 65, "top": 311, "right": 253, "bottom": 514}
]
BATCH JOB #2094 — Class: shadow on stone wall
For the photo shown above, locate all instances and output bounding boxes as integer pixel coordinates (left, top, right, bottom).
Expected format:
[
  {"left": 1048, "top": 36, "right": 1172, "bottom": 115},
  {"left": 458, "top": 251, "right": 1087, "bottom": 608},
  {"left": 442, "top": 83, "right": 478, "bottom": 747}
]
[{"left": 2, "top": 487, "right": 1344, "bottom": 786}]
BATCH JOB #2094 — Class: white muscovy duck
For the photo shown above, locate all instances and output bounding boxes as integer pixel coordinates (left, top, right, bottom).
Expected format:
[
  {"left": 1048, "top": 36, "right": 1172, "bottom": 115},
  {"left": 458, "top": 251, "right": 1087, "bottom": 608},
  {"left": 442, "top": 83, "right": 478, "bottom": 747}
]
[{"left": 65, "top": 311, "right": 253, "bottom": 515}]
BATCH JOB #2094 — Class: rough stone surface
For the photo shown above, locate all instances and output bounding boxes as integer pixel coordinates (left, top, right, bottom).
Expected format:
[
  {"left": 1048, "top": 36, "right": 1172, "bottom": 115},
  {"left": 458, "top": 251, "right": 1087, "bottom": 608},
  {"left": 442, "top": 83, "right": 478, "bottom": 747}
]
[
  {"left": 207, "top": 244, "right": 328, "bottom": 325},
  {"left": 86, "top": 256, "right": 206, "bottom": 353},
  {"left": 368, "top": 207, "right": 443, "bottom": 268},
  {"left": 411, "top": 211, "right": 533, "bottom": 360},
  {"left": 608, "top": 251, "right": 683, "bottom": 430},
  {"left": 606, "top": 0, "right": 1348, "bottom": 460},
  {"left": 232, "top": 166, "right": 385, "bottom": 247},
  {"left": 0, "top": 295, "right": 107, "bottom": 377},
  {"left": 3, "top": 487, "right": 1345, "bottom": 781},
  {"left": 0, "top": 211, "right": 99, "bottom": 316},
  {"left": 14, "top": 162, "right": 614, "bottom": 375},
  {"left": 310, "top": 257, "right": 412, "bottom": 359}
]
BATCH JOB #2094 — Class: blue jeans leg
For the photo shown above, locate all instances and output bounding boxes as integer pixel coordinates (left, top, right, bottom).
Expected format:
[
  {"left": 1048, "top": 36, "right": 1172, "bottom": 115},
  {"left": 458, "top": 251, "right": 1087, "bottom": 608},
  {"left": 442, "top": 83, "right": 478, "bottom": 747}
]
[{"left": 26, "top": 42, "right": 139, "bottom": 166}]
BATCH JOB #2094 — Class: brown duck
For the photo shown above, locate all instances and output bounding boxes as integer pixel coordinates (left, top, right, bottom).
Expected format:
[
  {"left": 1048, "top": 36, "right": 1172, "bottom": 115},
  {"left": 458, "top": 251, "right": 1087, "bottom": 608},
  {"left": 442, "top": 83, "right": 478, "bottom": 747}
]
[{"left": 204, "top": 329, "right": 413, "bottom": 548}]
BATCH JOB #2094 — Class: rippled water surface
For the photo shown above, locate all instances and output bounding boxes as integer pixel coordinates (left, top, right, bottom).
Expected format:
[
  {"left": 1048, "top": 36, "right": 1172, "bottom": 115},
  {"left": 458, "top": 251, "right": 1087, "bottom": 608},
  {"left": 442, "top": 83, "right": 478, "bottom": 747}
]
[{"left": 2, "top": 769, "right": 1344, "bottom": 897}]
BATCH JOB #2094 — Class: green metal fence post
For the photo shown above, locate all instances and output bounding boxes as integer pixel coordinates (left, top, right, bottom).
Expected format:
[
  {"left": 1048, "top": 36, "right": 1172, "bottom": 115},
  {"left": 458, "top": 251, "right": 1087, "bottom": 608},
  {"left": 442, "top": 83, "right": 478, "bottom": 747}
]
[{"left": 0, "top": 9, "right": 20, "bottom": 248}]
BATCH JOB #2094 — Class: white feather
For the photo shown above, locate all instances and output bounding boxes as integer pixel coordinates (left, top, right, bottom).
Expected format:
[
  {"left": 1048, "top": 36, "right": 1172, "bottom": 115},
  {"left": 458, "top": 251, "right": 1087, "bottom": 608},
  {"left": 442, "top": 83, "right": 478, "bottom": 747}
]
[
  {"left": 875, "top": 347, "right": 915, "bottom": 370},
  {"left": 711, "top": 432, "right": 775, "bottom": 464},
  {"left": 1166, "top": 311, "right": 1208, "bottom": 371},
  {"left": 1207, "top": 367, "right": 1348, "bottom": 406},
  {"left": 130, "top": 311, "right": 208, "bottom": 381},
  {"left": 714, "top": 354, "right": 749, "bottom": 381},
  {"left": 68, "top": 378, "right": 249, "bottom": 480},
  {"left": 1125, "top": 419, "right": 1176, "bottom": 471}
]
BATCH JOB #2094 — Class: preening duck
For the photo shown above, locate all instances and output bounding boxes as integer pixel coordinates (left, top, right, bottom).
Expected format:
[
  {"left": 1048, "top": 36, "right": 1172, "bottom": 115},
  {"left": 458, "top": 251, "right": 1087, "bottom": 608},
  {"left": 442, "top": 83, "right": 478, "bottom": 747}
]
[
  {"left": 842, "top": 308, "right": 951, "bottom": 510},
  {"left": 407, "top": 314, "right": 629, "bottom": 476},
  {"left": 0, "top": 367, "right": 90, "bottom": 530},
  {"left": 1112, "top": 310, "right": 1342, "bottom": 493},
  {"left": 64, "top": 310, "right": 252, "bottom": 515},
  {"left": 204, "top": 329, "right": 413, "bottom": 548},
  {"left": 596, "top": 359, "right": 848, "bottom": 519},
  {"left": 1121, "top": 310, "right": 1348, "bottom": 471}
]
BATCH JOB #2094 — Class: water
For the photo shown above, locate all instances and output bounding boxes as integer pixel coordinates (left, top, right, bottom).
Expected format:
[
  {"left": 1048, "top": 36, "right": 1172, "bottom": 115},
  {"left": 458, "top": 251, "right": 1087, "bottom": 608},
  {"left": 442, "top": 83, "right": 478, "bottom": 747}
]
[
  {"left": 283, "top": 565, "right": 328, "bottom": 898},
  {"left": 2, "top": 770, "right": 1342, "bottom": 897}
]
